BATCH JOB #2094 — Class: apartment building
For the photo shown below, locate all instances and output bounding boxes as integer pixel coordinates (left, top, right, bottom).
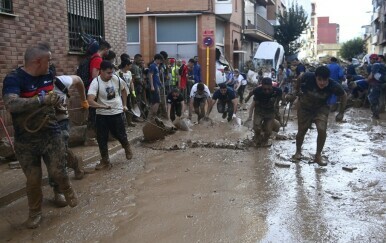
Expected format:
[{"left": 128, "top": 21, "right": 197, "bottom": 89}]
[
  {"left": 0, "top": 0, "right": 127, "bottom": 136},
  {"left": 126, "top": 0, "right": 244, "bottom": 89},
  {"left": 243, "top": 0, "right": 276, "bottom": 62},
  {"left": 370, "top": 0, "right": 386, "bottom": 54}
]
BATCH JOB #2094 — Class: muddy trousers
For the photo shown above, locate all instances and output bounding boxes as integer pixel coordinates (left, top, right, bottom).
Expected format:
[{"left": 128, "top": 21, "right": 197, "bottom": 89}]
[
  {"left": 96, "top": 113, "right": 129, "bottom": 158},
  {"left": 170, "top": 103, "right": 182, "bottom": 121},
  {"left": 217, "top": 100, "right": 234, "bottom": 120},
  {"left": 368, "top": 84, "right": 382, "bottom": 116},
  {"left": 253, "top": 112, "right": 274, "bottom": 144},
  {"left": 237, "top": 85, "right": 246, "bottom": 104},
  {"left": 296, "top": 106, "right": 328, "bottom": 154},
  {"left": 49, "top": 120, "right": 82, "bottom": 189},
  {"left": 15, "top": 133, "right": 70, "bottom": 216},
  {"left": 193, "top": 97, "right": 207, "bottom": 121}
]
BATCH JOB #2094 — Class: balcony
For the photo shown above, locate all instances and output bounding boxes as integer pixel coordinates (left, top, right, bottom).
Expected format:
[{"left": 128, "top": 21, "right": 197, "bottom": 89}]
[
  {"left": 244, "top": 13, "right": 275, "bottom": 41},
  {"left": 256, "top": 0, "right": 275, "bottom": 6},
  {"left": 372, "top": 33, "right": 379, "bottom": 45},
  {"left": 371, "top": 6, "right": 381, "bottom": 23},
  {"left": 380, "top": 30, "right": 386, "bottom": 45},
  {"left": 215, "top": 0, "right": 232, "bottom": 20}
]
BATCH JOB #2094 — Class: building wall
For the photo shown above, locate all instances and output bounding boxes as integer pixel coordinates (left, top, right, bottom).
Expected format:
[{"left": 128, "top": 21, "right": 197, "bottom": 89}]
[
  {"left": 0, "top": 0, "right": 127, "bottom": 136},
  {"left": 126, "top": 0, "right": 211, "bottom": 13},
  {"left": 126, "top": 0, "right": 242, "bottom": 88},
  {"left": 105, "top": 0, "right": 128, "bottom": 57},
  {"left": 317, "top": 17, "right": 338, "bottom": 44}
]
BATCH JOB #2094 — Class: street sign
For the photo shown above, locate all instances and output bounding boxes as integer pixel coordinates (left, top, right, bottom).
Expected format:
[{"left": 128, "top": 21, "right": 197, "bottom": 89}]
[
  {"left": 203, "top": 30, "right": 214, "bottom": 36},
  {"left": 203, "top": 37, "right": 213, "bottom": 47}
]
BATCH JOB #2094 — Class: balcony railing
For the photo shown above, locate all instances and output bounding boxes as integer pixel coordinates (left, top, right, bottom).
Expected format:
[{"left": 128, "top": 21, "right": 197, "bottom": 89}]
[
  {"left": 372, "top": 33, "right": 379, "bottom": 44},
  {"left": 245, "top": 13, "right": 275, "bottom": 38}
]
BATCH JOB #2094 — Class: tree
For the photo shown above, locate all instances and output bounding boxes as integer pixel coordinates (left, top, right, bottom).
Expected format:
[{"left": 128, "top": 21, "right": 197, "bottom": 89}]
[
  {"left": 339, "top": 38, "right": 365, "bottom": 60},
  {"left": 274, "top": 2, "right": 309, "bottom": 56}
]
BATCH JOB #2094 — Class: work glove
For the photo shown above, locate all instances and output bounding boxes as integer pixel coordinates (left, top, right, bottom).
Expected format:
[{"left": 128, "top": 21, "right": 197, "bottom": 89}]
[
  {"left": 335, "top": 113, "right": 344, "bottom": 122},
  {"left": 131, "top": 90, "right": 136, "bottom": 98},
  {"left": 43, "top": 92, "right": 60, "bottom": 106},
  {"left": 81, "top": 100, "right": 89, "bottom": 109}
]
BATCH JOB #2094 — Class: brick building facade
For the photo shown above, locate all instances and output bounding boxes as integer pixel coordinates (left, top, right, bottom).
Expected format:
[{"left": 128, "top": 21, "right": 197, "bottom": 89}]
[
  {"left": 126, "top": 0, "right": 243, "bottom": 90},
  {"left": 0, "top": 0, "right": 127, "bottom": 136}
]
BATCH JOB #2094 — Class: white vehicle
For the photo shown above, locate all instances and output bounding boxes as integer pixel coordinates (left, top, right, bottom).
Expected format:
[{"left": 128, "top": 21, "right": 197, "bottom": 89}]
[
  {"left": 215, "top": 48, "right": 232, "bottom": 85},
  {"left": 253, "top": 41, "right": 285, "bottom": 72}
]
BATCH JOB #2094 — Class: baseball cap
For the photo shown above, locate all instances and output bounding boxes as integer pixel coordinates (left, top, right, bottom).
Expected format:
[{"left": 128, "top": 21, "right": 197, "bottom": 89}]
[{"left": 370, "top": 54, "right": 378, "bottom": 60}]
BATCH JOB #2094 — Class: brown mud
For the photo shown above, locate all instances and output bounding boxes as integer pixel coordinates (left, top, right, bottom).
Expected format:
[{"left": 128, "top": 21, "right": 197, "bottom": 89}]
[{"left": 0, "top": 107, "right": 385, "bottom": 242}]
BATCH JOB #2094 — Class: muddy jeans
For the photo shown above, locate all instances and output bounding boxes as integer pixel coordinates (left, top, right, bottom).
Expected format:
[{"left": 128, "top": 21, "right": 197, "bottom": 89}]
[
  {"left": 15, "top": 132, "right": 70, "bottom": 216},
  {"left": 96, "top": 113, "right": 129, "bottom": 158},
  {"left": 49, "top": 119, "right": 82, "bottom": 189},
  {"left": 217, "top": 100, "right": 234, "bottom": 120},
  {"left": 368, "top": 84, "right": 382, "bottom": 116},
  {"left": 170, "top": 103, "right": 182, "bottom": 121},
  {"left": 296, "top": 105, "right": 329, "bottom": 144},
  {"left": 253, "top": 111, "right": 274, "bottom": 144},
  {"left": 238, "top": 85, "right": 246, "bottom": 104},
  {"left": 193, "top": 97, "right": 207, "bottom": 120}
]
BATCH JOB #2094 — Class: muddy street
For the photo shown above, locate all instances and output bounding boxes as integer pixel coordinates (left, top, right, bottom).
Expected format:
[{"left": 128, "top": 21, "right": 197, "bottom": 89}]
[{"left": 0, "top": 107, "right": 385, "bottom": 242}]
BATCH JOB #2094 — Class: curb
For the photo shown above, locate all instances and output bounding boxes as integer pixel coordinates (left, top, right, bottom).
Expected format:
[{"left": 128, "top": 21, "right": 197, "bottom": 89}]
[{"left": 0, "top": 135, "right": 143, "bottom": 208}]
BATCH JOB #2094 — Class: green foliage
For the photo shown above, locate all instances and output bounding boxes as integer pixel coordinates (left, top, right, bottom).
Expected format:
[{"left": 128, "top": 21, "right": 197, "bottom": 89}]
[
  {"left": 339, "top": 38, "right": 365, "bottom": 60},
  {"left": 274, "top": 2, "right": 309, "bottom": 56}
]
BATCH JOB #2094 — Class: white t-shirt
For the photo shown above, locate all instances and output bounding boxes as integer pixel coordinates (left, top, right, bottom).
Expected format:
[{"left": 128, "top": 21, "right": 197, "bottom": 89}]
[
  {"left": 233, "top": 74, "right": 245, "bottom": 87},
  {"left": 88, "top": 75, "right": 126, "bottom": 115},
  {"left": 117, "top": 69, "right": 132, "bottom": 92},
  {"left": 190, "top": 83, "right": 211, "bottom": 98},
  {"left": 54, "top": 75, "right": 73, "bottom": 121}
]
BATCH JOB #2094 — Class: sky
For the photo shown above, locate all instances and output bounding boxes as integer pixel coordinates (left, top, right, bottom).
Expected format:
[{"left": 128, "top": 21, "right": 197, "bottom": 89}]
[{"left": 314, "top": 0, "right": 373, "bottom": 43}]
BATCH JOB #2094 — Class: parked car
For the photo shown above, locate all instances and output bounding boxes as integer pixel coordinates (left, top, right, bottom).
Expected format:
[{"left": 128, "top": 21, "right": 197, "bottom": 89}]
[{"left": 215, "top": 47, "right": 232, "bottom": 85}]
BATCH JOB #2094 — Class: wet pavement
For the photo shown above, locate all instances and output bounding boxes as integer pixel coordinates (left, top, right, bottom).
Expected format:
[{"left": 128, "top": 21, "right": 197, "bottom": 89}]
[{"left": 0, "top": 105, "right": 385, "bottom": 242}]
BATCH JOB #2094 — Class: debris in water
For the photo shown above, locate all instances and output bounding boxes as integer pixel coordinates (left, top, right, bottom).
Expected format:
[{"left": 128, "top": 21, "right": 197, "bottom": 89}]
[
  {"left": 342, "top": 166, "right": 357, "bottom": 172},
  {"left": 275, "top": 162, "right": 291, "bottom": 168}
]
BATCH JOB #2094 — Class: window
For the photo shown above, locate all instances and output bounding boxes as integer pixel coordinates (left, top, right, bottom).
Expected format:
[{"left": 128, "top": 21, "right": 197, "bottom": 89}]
[
  {"left": 67, "top": 0, "right": 104, "bottom": 52},
  {"left": 0, "top": 0, "right": 13, "bottom": 13},
  {"left": 127, "top": 18, "right": 140, "bottom": 43},
  {"left": 156, "top": 16, "right": 196, "bottom": 43}
]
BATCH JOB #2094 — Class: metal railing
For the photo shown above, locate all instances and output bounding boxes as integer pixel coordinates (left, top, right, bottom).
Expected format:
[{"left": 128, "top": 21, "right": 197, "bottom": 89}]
[
  {"left": 245, "top": 13, "right": 274, "bottom": 37},
  {"left": 0, "top": 0, "right": 13, "bottom": 13},
  {"left": 67, "top": 0, "right": 104, "bottom": 52}
]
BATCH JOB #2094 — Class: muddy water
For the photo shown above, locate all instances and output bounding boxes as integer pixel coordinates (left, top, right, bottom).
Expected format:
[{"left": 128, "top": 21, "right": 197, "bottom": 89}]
[{"left": 0, "top": 107, "right": 385, "bottom": 242}]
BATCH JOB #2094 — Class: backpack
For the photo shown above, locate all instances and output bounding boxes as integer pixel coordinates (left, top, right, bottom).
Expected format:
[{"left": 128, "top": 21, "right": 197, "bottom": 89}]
[
  {"left": 178, "top": 64, "right": 185, "bottom": 76},
  {"left": 76, "top": 55, "right": 98, "bottom": 91},
  {"left": 94, "top": 74, "right": 121, "bottom": 101}
]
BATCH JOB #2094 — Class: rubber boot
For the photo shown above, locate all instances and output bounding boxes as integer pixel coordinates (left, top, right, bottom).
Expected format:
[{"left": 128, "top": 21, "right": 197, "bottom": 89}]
[
  {"left": 123, "top": 143, "right": 133, "bottom": 160},
  {"left": 95, "top": 156, "right": 112, "bottom": 170},
  {"left": 25, "top": 212, "right": 42, "bottom": 229},
  {"left": 67, "top": 149, "right": 84, "bottom": 180},
  {"left": 53, "top": 189, "right": 68, "bottom": 207},
  {"left": 126, "top": 112, "right": 136, "bottom": 127},
  {"left": 62, "top": 186, "right": 78, "bottom": 208}
]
